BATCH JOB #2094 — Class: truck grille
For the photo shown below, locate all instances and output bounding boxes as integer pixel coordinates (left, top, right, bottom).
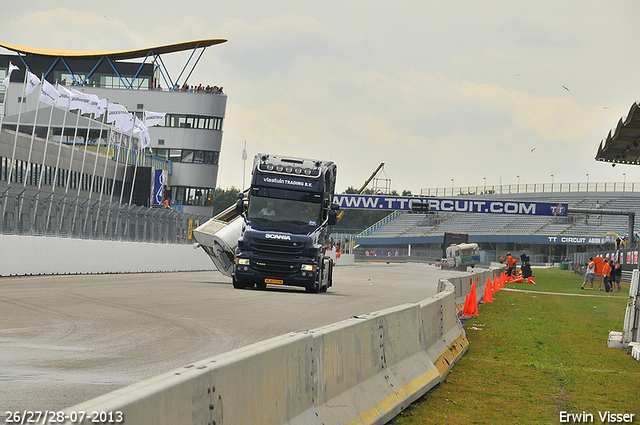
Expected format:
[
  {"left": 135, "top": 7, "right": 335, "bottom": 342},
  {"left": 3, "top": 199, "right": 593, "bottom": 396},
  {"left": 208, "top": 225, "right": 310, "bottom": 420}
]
[
  {"left": 253, "top": 238, "right": 304, "bottom": 256},
  {"left": 251, "top": 258, "right": 299, "bottom": 277}
]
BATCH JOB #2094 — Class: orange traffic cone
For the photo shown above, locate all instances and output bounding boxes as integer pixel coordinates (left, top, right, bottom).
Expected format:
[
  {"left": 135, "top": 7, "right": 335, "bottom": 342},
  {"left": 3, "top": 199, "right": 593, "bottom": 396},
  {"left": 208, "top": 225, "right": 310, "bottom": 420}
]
[
  {"left": 527, "top": 276, "right": 535, "bottom": 284},
  {"left": 462, "top": 293, "right": 478, "bottom": 317},
  {"left": 493, "top": 274, "right": 500, "bottom": 293},
  {"left": 482, "top": 277, "right": 493, "bottom": 303}
]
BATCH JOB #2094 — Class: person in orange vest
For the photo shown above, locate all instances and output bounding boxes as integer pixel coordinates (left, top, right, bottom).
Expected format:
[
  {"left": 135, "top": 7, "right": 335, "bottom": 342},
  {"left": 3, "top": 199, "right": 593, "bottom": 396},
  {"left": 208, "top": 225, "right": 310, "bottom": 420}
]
[
  {"left": 601, "top": 259, "right": 612, "bottom": 292},
  {"left": 506, "top": 252, "right": 514, "bottom": 276}
]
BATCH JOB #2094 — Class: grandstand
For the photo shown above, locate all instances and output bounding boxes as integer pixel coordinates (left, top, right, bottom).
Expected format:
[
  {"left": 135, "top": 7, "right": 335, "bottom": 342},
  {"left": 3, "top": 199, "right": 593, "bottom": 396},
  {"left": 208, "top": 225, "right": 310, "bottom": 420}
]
[{"left": 354, "top": 189, "right": 639, "bottom": 264}]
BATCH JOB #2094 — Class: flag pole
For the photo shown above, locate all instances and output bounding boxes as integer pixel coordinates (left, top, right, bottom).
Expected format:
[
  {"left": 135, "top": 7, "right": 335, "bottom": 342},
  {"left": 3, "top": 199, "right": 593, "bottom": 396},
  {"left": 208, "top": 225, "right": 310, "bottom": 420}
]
[
  {"left": 34, "top": 85, "right": 57, "bottom": 232},
  {"left": 0, "top": 62, "right": 18, "bottom": 145},
  {"left": 6, "top": 67, "right": 30, "bottom": 184},
  {"left": 2, "top": 67, "right": 29, "bottom": 227},
  {"left": 59, "top": 104, "right": 82, "bottom": 234},
  {"left": 23, "top": 73, "right": 43, "bottom": 187},
  {"left": 128, "top": 114, "right": 144, "bottom": 206},
  {"left": 242, "top": 140, "right": 247, "bottom": 191},
  {"left": 86, "top": 99, "right": 108, "bottom": 237},
  {"left": 46, "top": 83, "right": 71, "bottom": 234},
  {"left": 71, "top": 101, "right": 94, "bottom": 235},
  {"left": 17, "top": 72, "right": 43, "bottom": 228}
]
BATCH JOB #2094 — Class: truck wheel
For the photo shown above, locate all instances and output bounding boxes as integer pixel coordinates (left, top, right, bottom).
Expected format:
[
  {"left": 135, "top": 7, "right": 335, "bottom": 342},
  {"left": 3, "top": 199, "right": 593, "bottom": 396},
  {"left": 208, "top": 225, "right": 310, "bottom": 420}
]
[
  {"left": 232, "top": 276, "right": 246, "bottom": 289},
  {"left": 305, "top": 281, "right": 321, "bottom": 293},
  {"left": 326, "top": 258, "right": 333, "bottom": 288}
]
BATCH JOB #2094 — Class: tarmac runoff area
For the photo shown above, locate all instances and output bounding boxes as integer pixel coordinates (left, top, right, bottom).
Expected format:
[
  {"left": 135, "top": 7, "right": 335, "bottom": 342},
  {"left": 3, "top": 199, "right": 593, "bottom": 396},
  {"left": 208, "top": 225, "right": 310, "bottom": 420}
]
[{"left": 0, "top": 262, "right": 470, "bottom": 414}]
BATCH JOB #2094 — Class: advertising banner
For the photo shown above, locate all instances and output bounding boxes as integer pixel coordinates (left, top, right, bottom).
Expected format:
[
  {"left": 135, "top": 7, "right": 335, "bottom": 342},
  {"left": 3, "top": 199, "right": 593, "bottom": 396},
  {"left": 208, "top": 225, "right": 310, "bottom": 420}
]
[
  {"left": 332, "top": 194, "right": 568, "bottom": 217},
  {"left": 152, "top": 169, "right": 168, "bottom": 205}
]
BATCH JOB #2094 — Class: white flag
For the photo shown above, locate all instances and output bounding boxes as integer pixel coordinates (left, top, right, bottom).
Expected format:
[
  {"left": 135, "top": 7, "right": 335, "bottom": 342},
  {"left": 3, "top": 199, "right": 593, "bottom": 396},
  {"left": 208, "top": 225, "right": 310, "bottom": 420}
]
[
  {"left": 57, "top": 85, "right": 72, "bottom": 108},
  {"left": 70, "top": 88, "right": 91, "bottom": 113},
  {"left": 107, "top": 102, "right": 130, "bottom": 124},
  {"left": 25, "top": 71, "right": 41, "bottom": 95},
  {"left": 144, "top": 110, "right": 166, "bottom": 127},
  {"left": 39, "top": 79, "right": 59, "bottom": 107},
  {"left": 114, "top": 112, "right": 134, "bottom": 132},
  {"left": 86, "top": 93, "right": 100, "bottom": 116},
  {"left": 242, "top": 145, "right": 247, "bottom": 160},
  {"left": 133, "top": 116, "right": 147, "bottom": 135},
  {"left": 139, "top": 130, "right": 151, "bottom": 152},
  {"left": 2, "top": 62, "right": 19, "bottom": 88},
  {"left": 95, "top": 98, "right": 108, "bottom": 119}
]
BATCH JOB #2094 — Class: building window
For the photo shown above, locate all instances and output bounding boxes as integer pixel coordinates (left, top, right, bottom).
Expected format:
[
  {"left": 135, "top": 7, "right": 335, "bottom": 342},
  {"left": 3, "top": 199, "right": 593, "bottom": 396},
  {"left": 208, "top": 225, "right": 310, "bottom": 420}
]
[
  {"left": 154, "top": 148, "right": 219, "bottom": 165},
  {"left": 171, "top": 186, "right": 215, "bottom": 206},
  {"left": 162, "top": 113, "right": 223, "bottom": 131}
]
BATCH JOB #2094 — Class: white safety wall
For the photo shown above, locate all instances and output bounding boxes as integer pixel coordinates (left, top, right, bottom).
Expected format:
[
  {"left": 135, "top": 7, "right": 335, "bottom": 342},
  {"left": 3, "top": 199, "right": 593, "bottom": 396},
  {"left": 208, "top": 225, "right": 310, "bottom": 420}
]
[{"left": 0, "top": 235, "right": 214, "bottom": 276}]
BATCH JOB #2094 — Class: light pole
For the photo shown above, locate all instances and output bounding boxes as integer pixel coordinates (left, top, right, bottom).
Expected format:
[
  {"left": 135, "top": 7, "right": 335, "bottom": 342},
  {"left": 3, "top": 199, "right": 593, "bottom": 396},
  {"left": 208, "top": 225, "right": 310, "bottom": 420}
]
[
  {"left": 551, "top": 174, "right": 554, "bottom": 192},
  {"left": 483, "top": 177, "right": 486, "bottom": 192},
  {"left": 517, "top": 175, "right": 520, "bottom": 185},
  {"left": 623, "top": 173, "right": 626, "bottom": 185},
  {"left": 451, "top": 178, "right": 454, "bottom": 195}
]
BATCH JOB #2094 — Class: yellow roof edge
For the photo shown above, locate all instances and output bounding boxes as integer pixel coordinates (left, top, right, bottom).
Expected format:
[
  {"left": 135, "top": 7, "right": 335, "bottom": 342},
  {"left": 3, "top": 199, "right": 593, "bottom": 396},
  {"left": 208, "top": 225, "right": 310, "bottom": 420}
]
[{"left": 0, "top": 39, "right": 227, "bottom": 60}]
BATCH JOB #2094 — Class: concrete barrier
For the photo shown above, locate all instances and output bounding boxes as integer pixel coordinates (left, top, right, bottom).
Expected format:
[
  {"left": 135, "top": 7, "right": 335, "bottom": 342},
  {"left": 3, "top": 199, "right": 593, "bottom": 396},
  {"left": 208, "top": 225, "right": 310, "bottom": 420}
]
[
  {"left": 326, "top": 251, "right": 355, "bottom": 266},
  {"left": 59, "top": 268, "right": 499, "bottom": 425},
  {"left": 0, "top": 234, "right": 214, "bottom": 276}
]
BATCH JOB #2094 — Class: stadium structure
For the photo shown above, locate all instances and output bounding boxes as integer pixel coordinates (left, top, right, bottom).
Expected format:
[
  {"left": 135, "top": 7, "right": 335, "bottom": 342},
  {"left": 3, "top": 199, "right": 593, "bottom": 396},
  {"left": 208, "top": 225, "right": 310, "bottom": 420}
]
[
  {"left": 0, "top": 39, "right": 227, "bottom": 218},
  {"left": 352, "top": 101, "right": 640, "bottom": 270},
  {"left": 353, "top": 188, "right": 637, "bottom": 264}
]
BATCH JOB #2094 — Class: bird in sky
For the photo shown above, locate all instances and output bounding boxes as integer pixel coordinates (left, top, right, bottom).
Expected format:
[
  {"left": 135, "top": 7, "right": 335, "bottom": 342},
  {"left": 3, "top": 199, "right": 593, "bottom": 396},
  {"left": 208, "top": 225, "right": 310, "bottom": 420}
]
[{"left": 562, "top": 85, "right": 570, "bottom": 91}]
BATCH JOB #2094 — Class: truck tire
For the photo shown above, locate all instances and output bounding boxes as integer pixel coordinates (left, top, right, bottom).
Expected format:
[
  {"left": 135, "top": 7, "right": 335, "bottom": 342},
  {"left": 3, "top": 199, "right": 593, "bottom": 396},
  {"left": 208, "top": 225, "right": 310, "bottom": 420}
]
[
  {"left": 232, "top": 275, "right": 246, "bottom": 289},
  {"left": 305, "top": 284, "right": 320, "bottom": 293}
]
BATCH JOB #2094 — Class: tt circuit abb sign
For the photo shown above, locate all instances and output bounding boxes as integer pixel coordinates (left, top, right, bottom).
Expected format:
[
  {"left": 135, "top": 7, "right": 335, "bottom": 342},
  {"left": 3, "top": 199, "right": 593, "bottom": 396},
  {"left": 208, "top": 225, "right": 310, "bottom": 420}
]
[{"left": 332, "top": 194, "right": 568, "bottom": 217}]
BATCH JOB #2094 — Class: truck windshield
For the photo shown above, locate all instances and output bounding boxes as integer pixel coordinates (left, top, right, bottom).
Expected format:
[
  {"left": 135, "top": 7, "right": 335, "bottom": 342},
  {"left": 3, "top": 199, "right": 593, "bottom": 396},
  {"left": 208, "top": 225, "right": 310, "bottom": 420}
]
[{"left": 247, "top": 195, "right": 323, "bottom": 233}]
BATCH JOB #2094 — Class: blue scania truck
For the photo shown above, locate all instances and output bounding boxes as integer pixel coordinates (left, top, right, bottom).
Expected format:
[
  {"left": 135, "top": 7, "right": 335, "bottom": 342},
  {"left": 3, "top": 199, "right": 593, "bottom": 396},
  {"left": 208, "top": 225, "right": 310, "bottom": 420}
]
[{"left": 194, "top": 153, "right": 339, "bottom": 293}]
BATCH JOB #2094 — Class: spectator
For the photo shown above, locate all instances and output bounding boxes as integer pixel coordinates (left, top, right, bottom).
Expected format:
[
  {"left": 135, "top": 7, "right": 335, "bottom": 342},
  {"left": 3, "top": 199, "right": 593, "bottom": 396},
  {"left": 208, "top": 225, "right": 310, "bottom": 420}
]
[
  {"left": 601, "top": 259, "right": 612, "bottom": 292},
  {"left": 613, "top": 260, "right": 622, "bottom": 292},
  {"left": 506, "top": 252, "right": 515, "bottom": 276},
  {"left": 581, "top": 257, "right": 595, "bottom": 290}
]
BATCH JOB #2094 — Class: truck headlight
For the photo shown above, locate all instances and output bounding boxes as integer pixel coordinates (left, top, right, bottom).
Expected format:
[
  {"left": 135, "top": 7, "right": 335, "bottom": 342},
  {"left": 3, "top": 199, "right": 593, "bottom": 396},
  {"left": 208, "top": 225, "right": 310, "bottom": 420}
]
[
  {"left": 301, "top": 264, "right": 317, "bottom": 272},
  {"left": 236, "top": 258, "right": 250, "bottom": 265}
]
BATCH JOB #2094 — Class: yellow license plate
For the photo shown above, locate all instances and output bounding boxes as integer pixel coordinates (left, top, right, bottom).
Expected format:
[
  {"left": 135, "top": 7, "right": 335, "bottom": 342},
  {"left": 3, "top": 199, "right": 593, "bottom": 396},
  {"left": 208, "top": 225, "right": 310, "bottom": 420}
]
[{"left": 265, "top": 278, "right": 283, "bottom": 284}]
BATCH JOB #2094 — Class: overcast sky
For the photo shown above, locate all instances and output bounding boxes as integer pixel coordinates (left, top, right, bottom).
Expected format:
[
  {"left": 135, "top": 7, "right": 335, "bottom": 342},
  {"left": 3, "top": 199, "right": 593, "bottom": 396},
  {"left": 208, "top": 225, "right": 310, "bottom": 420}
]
[{"left": 1, "top": 1, "right": 639, "bottom": 194}]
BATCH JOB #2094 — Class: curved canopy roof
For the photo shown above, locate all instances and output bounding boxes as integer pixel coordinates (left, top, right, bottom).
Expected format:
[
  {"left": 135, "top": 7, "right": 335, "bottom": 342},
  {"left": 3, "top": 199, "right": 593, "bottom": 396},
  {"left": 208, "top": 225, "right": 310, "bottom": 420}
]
[
  {"left": 0, "top": 39, "right": 227, "bottom": 60},
  {"left": 596, "top": 102, "right": 640, "bottom": 166}
]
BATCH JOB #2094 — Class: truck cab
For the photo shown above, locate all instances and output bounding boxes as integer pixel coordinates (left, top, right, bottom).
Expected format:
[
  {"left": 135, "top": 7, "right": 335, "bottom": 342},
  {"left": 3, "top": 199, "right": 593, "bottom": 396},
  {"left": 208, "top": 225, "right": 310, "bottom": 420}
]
[{"left": 232, "top": 154, "right": 338, "bottom": 292}]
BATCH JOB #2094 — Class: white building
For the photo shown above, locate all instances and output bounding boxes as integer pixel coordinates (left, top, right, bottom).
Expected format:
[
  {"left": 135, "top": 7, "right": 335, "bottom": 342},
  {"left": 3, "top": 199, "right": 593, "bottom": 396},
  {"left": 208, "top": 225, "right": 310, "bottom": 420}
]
[{"left": 0, "top": 39, "right": 227, "bottom": 217}]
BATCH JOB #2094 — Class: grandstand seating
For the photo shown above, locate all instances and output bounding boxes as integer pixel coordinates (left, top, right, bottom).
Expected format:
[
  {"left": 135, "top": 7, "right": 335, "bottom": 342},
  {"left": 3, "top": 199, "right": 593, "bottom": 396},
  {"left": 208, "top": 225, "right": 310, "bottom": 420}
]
[{"left": 359, "top": 192, "right": 639, "bottom": 240}]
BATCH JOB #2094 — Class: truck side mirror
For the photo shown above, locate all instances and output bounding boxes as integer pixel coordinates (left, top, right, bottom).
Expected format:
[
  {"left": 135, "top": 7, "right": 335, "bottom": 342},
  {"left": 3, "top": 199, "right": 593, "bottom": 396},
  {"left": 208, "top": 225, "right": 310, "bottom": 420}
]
[
  {"left": 328, "top": 209, "right": 338, "bottom": 225},
  {"left": 327, "top": 202, "right": 339, "bottom": 225},
  {"left": 235, "top": 192, "right": 244, "bottom": 216}
]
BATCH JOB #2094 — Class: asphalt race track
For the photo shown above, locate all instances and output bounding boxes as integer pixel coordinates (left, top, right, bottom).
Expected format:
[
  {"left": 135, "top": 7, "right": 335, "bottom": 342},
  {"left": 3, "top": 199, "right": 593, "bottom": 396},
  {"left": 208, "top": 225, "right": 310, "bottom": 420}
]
[{"left": 1, "top": 262, "right": 469, "bottom": 414}]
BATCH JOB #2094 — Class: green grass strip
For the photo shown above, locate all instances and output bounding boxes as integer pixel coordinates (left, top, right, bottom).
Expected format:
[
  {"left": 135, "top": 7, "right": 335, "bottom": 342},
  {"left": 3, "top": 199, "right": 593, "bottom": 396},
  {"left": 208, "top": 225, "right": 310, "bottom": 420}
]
[{"left": 391, "top": 267, "right": 640, "bottom": 424}]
